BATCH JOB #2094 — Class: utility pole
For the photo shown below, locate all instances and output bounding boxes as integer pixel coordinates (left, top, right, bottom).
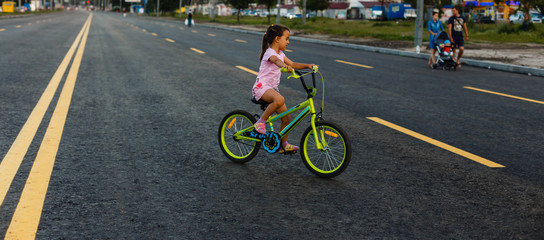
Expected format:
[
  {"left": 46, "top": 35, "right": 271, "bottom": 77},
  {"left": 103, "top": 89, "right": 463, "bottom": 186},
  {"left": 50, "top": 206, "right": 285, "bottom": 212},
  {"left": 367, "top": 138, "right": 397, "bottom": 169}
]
[
  {"left": 302, "top": 0, "right": 306, "bottom": 25},
  {"left": 210, "top": 0, "right": 215, "bottom": 21},
  {"left": 276, "top": 0, "right": 280, "bottom": 24},
  {"left": 414, "top": 0, "right": 424, "bottom": 53},
  {"left": 179, "top": 0, "right": 182, "bottom": 18}
]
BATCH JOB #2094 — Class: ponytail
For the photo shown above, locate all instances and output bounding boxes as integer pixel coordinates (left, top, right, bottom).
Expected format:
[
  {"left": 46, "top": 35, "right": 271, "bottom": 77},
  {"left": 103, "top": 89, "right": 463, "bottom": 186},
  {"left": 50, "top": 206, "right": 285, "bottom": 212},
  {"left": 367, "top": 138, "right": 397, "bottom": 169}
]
[{"left": 259, "top": 24, "right": 290, "bottom": 61}]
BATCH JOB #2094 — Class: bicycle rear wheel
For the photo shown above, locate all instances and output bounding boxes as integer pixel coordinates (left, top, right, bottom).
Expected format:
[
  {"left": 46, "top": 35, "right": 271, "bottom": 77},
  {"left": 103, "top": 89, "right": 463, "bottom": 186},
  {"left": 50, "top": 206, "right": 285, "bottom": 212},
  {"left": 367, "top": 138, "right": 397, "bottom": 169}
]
[
  {"left": 218, "top": 110, "right": 260, "bottom": 163},
  {"left": 300, "top": 121, "right": 351, "bottom": 178}
]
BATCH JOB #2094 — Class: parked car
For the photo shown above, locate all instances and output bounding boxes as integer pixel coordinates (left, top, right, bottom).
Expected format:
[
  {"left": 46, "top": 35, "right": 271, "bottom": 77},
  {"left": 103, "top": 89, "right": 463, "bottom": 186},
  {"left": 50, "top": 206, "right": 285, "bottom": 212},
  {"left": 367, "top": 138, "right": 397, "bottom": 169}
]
[
  {"left": 283, "top": 13, "right": 301, "bottom": 19},
  {"left": 306, "top": 12, "right": 316, "bottom": 18},
  {"left": 473, "top": 15, "right": 494, "bottom": 23},
  {"left": 509, "top": 11, "right": 524, "bottom": 24},
  {"left": 530, "top": 11, "right": 542, "bottom": 23}
]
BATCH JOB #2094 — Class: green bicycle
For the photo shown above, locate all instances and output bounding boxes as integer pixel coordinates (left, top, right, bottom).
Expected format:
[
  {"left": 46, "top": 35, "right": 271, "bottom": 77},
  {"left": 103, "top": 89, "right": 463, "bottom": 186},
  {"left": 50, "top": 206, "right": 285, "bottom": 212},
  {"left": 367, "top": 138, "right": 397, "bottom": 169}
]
[{"left": 218, "top": 67, "right": 351, "bottom": 178}]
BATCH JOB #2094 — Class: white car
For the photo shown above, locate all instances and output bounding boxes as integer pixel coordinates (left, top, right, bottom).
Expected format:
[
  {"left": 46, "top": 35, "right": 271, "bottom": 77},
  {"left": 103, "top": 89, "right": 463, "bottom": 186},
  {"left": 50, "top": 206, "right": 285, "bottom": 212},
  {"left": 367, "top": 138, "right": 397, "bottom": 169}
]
[
  {"left": 509, "top": 11, "right": 524, "bottom": 24},
  {"left": 530, "top": 12, "right": 542, "bottom": 23}
]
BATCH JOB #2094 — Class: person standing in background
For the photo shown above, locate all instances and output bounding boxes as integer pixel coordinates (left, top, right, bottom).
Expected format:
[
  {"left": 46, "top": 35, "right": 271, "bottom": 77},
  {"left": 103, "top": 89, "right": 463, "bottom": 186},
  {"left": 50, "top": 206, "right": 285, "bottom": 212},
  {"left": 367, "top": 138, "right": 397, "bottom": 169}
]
[
  {"left": 448, "top": 5, "right": 469, "bottom": 68},
  {"left": 428, "top": 11, "right": 444, "bottom": 68},
  {"left": 187, "top": 10, "right": 193, "bottom": 27}
]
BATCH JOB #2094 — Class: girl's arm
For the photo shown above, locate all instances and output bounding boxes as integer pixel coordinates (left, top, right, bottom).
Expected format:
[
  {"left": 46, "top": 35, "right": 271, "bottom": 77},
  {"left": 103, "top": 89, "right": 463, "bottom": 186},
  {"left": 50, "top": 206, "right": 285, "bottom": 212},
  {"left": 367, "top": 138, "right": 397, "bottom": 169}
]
[
  {"left": 283, "top": 56, "right": 316, "bottom": 70},
  {"left": 269, "top": 55, "right": 293, "bottom": 72}
]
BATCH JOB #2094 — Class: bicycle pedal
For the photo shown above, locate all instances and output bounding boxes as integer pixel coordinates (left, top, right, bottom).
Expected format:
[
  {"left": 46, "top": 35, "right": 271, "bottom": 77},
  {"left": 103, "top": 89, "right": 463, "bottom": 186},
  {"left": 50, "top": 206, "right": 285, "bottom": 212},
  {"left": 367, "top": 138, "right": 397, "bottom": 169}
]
[{"left": 279, "top": 150, "right": 297, "bottom": 155}]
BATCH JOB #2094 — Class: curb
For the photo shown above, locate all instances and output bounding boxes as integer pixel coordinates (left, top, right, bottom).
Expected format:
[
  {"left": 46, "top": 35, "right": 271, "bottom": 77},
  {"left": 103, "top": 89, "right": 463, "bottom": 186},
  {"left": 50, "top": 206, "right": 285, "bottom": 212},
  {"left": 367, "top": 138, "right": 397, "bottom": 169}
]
[{"left": 200, "top": 23, "right": 544, "bottom": 77}]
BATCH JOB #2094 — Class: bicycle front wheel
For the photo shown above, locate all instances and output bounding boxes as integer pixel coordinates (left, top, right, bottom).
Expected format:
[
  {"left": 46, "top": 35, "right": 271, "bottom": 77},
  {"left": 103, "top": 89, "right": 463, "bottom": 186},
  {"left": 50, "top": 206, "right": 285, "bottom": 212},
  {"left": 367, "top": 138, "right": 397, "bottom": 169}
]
[
  {"left": 218, "top": 110, "right": 260, "bottom": 163},
  {"left": 300, "top": 121, "right": 351, "bottom": 178}
]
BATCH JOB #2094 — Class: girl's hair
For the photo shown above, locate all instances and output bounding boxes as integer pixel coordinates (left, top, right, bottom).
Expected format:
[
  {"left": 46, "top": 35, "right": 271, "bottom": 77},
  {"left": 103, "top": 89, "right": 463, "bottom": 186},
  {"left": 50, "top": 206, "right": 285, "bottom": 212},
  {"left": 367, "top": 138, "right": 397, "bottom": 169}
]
[{"left": 259, "top": 24, "right": 290, "bottom": 61}]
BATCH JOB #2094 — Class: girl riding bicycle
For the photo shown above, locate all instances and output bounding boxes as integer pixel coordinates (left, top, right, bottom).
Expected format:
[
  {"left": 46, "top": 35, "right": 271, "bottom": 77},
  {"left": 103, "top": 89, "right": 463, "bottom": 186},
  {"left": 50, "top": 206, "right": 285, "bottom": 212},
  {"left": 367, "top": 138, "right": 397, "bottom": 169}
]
[{"left": 252, "top": 24, "right": 316, "bottom": 153}]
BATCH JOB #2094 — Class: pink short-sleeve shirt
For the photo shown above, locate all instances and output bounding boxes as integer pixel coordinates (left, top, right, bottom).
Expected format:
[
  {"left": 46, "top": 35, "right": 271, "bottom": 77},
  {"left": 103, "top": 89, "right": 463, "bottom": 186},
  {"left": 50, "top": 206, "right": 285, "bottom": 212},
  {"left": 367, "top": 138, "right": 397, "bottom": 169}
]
[{"left": 252, "top": 48, "right": 285, "bottom": 100}]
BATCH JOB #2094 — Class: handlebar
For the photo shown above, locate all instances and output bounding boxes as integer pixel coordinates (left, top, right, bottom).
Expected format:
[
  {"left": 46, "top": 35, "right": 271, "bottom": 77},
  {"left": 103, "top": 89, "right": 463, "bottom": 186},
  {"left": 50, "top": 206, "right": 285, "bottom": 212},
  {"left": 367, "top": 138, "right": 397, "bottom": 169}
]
[
  {"left": 281, "top": 66, "right": 319, "bottom": 79},
  {"left": 281, "top": 66, "right": 325, "bottom": 118},
  {"left": 280, "top": 66, "right": 319, "bottom": 96}
]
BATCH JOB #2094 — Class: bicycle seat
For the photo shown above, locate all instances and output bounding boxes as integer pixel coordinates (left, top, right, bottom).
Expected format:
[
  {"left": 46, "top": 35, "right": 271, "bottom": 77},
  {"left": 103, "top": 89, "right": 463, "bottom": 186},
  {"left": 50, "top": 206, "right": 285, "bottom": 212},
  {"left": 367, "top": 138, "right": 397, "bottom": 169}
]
[{"left": 251, "top": 97, "right": 269, "bottom": 111}]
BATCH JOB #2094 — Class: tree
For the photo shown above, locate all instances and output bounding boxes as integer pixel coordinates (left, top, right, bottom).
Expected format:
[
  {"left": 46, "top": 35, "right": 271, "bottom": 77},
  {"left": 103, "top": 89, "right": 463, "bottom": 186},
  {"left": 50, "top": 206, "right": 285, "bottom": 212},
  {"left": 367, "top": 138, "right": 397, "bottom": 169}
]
[
  {"left": 146, "top": 0, "right": 181, "bottom": 14},
  {"left": 225, "top": 0, "right": 255, "bottom": 22},
  {"left": 257, "top": 0, "right": 275, "bottom": 24},
  {"left": 297, "top": 0, "right": 329, "bottom": 19},
  {"left": 521, "top": 0, "right": 544, "bottom": 13}
]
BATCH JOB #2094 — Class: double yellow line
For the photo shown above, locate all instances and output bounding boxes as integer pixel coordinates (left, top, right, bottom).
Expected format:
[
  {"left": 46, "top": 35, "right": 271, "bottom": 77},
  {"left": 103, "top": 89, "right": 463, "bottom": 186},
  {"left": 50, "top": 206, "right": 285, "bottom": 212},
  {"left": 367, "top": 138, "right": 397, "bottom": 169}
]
[{"left": 1, "top": 13, "right": 93, "bottom": 240}]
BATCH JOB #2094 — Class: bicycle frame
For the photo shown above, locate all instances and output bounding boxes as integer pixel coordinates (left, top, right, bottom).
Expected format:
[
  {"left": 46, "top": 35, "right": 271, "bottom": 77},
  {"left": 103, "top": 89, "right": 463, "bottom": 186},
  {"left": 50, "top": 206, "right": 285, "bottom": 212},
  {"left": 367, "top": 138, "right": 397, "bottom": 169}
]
[{"left": 233, "top": 69, "right": 326, "bottom": 151}]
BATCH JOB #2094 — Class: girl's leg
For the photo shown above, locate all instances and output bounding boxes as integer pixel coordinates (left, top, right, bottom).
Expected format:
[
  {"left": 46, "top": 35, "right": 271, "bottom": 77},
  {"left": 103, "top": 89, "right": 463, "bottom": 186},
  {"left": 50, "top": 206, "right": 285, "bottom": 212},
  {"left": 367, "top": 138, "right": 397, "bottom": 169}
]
[
  {"left": 274, "top": 104, "right": 289, "bottom": 142},
  {"left": 254, "top": 89, "right": 284, "bottom": 134},
  {"left": 259, "top": 89, "right": 285, "bottom": 121},
  {"left": 259, "top": 90, "right": 296, "bottom": 150},
  {"left": 275, "top": 103, "right": 298, "bottom": 151}
]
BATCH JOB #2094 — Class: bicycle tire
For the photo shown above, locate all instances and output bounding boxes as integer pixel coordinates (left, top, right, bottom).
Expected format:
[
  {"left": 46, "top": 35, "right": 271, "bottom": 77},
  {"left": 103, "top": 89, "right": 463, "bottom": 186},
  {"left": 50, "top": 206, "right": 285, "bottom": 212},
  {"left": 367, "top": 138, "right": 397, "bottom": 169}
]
[
  {"left": 300, "top": 121, "right": 351, "bottom": 178},
  {"left": 218, "top": 110, "right": 260, "bottom": 163}
]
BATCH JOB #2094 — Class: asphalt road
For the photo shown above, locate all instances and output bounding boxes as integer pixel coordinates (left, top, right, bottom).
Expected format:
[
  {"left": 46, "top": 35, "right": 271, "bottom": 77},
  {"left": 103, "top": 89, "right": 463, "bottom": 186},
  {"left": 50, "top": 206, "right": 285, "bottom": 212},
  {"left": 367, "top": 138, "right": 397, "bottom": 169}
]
[{"left": 1, "top": 11, "right": 543, "bottom": 239}]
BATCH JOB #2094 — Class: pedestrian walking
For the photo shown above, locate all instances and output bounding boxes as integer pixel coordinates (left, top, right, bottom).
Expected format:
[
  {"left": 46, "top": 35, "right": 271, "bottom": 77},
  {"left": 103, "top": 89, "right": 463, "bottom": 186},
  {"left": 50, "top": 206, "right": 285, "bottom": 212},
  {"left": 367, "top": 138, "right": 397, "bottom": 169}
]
[
  {"left": 428, "top": 11, "right": 444, "bottom": 68},
  {"left": 187, "top": 11, "right": 193, "bottom": 27},
  {"left": 448, "top": 5, "right": 469, "bottom": 68}
]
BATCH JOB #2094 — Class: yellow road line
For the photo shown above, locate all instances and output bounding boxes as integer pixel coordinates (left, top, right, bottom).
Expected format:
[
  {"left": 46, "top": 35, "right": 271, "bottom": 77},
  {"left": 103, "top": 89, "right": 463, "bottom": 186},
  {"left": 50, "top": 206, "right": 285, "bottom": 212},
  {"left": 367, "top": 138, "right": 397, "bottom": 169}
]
[
  {"left": 367, "top": 117, "right": 505, "bottom": 168},
  {"left": 152, "top": 33, "right": 158, "bottom": 36},
  {"left": 335, "top": 59, "right": 374, "bottom": 69},
  {"left": 236, "top": 66, "right": 258, "bottom": 76},
  {"left": 190, "top": 48, "right": 205, "bottom": 54},
  {"left": 0, "top": 15, "right": 91, "bottom": 208},
  {"left": 142, "top": 29, "right": 147, "bottom": 32},
  {"left": 208, "top": 33, "right": 216, "bottom": 37},
  {"left": 284, "top": 49, "right": 293, "bottom": 52},
  {"left": 16, "top": 25, "right": 22, "bottom": 28},
  {"left": 165, "top": 38, "right": 175, "bottom": 43},
  {"left": 6, "top": 14, "right": 93, "bottom": 240},
  {"left": 179, "top": 27, "right": 184, "bottom": 30},
  {"left": 191, "top": 30, "right": 198, "bottom": 33},
  {"left": 0, "top": 28, "right": 5, "bottom": 32},
  {"left": 235, "top": 39, "right": 247, "bottom": 43},
  {"left": 464, "top": 86, "right": 544, "bottom": 105}
]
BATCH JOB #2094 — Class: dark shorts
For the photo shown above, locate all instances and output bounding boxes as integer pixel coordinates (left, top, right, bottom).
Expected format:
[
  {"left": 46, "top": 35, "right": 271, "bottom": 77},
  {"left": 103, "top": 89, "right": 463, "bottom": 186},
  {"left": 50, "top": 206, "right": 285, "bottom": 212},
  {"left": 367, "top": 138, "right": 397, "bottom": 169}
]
[{"left": 452, "top": 36, "right": 464, "bottom": 48}]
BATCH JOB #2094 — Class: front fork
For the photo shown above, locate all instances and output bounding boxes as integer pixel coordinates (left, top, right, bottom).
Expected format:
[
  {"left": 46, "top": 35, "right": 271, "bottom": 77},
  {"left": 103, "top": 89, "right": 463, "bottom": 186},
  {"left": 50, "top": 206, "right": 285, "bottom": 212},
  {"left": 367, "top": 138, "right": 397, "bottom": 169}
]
[{"left": 308, "top": 99, "right": 326, "bottom": 151}]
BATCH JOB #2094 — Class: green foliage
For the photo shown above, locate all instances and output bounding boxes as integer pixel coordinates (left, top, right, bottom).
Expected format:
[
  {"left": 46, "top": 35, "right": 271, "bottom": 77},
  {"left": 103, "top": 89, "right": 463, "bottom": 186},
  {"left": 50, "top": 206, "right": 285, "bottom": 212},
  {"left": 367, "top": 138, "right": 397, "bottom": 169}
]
[
  {"left": 146, "top": 0, "right": 180, "bottom": 13},
  {"left": 225, "top": 0, "right": 254, "bottom": 11},
  {"left": 297, "top": 0, "right": 330, "bottom": 12},
  {"left": 372, "top": 22, "right": 392, "bottom": 27},
  {"left": 497, "top": 23, "right": 519, "bottom": 34}
]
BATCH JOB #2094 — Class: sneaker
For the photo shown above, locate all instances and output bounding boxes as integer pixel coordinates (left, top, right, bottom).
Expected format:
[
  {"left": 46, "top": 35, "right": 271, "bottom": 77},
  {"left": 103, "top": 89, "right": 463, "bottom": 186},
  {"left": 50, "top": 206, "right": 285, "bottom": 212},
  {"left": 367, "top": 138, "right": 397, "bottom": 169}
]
[{"left": 254, "top": 122, "right": 266, "bottom": 134}]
